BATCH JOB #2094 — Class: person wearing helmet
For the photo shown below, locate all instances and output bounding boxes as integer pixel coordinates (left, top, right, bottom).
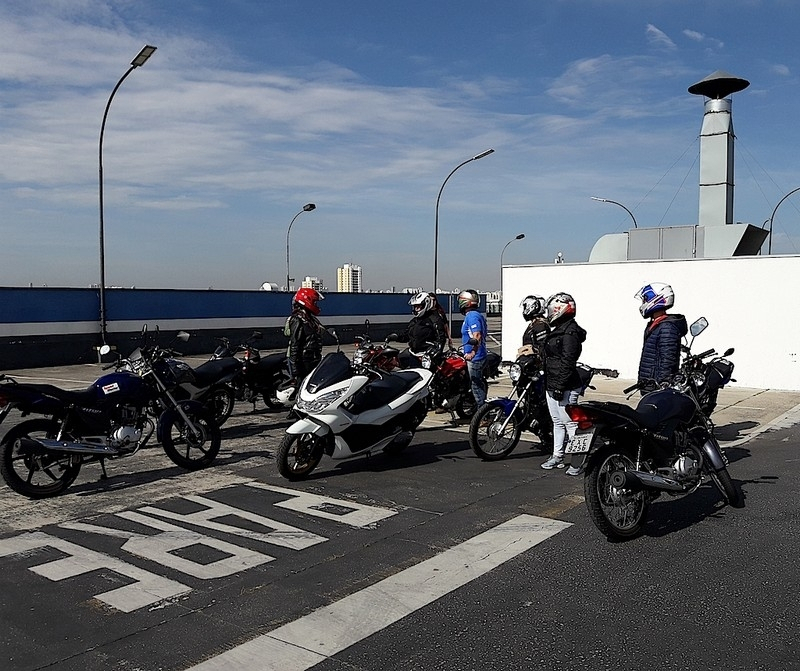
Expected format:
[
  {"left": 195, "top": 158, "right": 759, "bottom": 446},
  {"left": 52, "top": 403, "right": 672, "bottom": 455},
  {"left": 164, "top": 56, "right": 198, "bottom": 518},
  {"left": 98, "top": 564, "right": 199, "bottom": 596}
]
[
  {"left": 635, "top": 282, "right": 688, "bottom": 387},
  {"left": 518, "top": 295, "right": 549, "bottom": 356},
  {"left": 396, "top": 291, "right": 448, "bottom": 365},
  {"left": 285, "top": 288, "right": 325, "bottom": 384},
  {"left": 458, "top": 289, "right": 489, "bottom": 408},
  {"left": 540, "top": 292, "right": 587, "bottom": 474}
]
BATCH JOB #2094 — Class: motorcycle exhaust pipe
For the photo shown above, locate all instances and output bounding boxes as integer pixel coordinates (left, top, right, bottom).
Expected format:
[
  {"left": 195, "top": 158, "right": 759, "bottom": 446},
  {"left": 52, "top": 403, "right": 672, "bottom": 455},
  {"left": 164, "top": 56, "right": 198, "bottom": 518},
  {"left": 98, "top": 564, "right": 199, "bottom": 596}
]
[
  {"left": 16, "top": 437, "right": 120, "bottom": 457},
  {"left": 610, "top": 469, "right": 687, "bottom": 493}
]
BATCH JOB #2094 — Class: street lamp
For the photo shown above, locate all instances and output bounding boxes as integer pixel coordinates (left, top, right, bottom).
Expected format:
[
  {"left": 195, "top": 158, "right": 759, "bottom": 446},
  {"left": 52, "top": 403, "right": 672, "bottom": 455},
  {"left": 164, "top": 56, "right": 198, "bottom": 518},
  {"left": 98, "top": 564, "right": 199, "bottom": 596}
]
[
  {"left": 499, "top": 233, "right": 525, "bottom": 305},
  {"left": 591, "top": 196, "right": 638, "bottom": 229},
  {"left": 98, "top": 45, "right": 157, "bottom": 344},
  {"left": 767, "top": 186, "right": 800, "bottom": 254},
  {"left": 433, "top": 148, "right": 494, "bottom": 292},
  {"left": 285, "top": 203, "right": 316, "bottom": 291}
]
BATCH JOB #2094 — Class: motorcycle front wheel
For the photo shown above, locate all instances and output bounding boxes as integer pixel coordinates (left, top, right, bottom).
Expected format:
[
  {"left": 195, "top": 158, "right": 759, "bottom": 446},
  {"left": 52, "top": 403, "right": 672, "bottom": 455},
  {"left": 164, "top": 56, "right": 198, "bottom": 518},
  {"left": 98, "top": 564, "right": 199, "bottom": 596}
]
[
  {"left": 0, "top": 419, "right": 82, "bottom": 498},
  {"left": 585, "top": 446, "right": 650, "bottom": 541},
  {"left": 204, "top": 385, "right": 236, "bottom": 426},
  {"left": 708, "top": 467, "right": 742, "bottom": 506},
  {"left": 276, "top": 433, "right": 325, "bottom": 480},
  {"left": 161, "top": 409, "right": 221, "bottom": 470},
  {"left": 468, "top": 403, "right": 522, "bottom": 460}
]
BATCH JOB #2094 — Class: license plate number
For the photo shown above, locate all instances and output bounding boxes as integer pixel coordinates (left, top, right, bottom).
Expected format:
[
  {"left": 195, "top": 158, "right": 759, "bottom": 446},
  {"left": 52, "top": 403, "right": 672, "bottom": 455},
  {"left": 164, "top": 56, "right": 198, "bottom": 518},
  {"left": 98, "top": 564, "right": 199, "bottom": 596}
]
[{"left": 565, "top": 431, "right": 594, "bottom": 454}]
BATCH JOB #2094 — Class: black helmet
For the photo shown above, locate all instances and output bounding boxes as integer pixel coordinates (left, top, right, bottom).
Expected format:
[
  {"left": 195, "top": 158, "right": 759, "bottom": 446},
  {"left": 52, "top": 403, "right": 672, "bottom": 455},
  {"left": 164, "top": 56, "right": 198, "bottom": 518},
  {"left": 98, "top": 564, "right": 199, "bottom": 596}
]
[{"left": 520, "top": 295, "right": 545, "bottom": 321}]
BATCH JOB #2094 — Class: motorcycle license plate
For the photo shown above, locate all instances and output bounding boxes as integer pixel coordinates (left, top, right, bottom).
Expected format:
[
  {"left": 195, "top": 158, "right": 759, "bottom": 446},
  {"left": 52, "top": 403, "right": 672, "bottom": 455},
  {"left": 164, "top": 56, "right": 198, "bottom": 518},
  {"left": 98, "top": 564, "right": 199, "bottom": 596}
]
[{"left": 565, "top": 430, "right": 594, "bottom": 454}]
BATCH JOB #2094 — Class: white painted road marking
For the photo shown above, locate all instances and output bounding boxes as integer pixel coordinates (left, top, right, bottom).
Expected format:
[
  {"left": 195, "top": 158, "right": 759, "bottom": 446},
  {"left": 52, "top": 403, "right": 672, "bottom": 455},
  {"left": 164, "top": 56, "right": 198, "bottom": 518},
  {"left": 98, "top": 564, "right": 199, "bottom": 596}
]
[{"left": 187, "top": 514, "right": 571, "bottom": 671}]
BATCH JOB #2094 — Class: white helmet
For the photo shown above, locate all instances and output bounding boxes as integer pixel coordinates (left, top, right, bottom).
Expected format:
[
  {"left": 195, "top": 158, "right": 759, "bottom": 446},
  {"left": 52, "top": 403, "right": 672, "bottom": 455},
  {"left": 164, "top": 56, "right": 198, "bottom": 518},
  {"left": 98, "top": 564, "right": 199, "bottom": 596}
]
[
  {"left": 520, "top": 295, "right": 545, "bottom": 320},
  {"left": 635, "top": 282, "right": 674, "bottom": 319},
  {"left": 409, "top": 291, "right": 436, "bottom": 316},
  {"left": 457, "top": 289, "right": 480, "bottom": 314}
]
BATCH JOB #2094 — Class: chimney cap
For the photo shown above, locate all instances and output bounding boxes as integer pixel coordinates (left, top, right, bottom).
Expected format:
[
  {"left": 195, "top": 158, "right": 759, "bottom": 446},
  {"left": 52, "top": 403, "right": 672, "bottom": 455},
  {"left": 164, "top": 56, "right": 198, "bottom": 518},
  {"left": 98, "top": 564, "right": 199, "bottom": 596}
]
[{"left": 688, "top": 70, "right": 750, "bottom": 99}]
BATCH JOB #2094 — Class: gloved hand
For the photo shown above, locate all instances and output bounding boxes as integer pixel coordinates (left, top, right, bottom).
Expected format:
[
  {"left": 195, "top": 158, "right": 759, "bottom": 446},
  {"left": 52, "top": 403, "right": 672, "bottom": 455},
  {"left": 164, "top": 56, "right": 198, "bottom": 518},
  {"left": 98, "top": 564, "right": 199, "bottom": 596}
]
[{"left": 548, "top": 389, "right": 563, "bottom": 401}]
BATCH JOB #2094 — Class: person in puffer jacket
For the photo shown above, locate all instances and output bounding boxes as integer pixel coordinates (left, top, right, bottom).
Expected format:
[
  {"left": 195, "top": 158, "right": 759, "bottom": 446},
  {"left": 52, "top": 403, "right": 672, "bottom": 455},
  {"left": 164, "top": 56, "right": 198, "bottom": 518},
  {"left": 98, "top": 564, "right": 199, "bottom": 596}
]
[{"left": 635, "top": 282, "right": 688, "bottom": 386}]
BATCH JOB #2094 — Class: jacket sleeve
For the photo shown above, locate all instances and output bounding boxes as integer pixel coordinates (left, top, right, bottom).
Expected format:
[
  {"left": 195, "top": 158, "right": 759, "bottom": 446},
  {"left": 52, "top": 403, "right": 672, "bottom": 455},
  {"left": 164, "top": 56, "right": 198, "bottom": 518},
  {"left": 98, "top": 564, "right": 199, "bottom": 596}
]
[{"left": 287, "top": 316, "right": 306, "bottom": 377}]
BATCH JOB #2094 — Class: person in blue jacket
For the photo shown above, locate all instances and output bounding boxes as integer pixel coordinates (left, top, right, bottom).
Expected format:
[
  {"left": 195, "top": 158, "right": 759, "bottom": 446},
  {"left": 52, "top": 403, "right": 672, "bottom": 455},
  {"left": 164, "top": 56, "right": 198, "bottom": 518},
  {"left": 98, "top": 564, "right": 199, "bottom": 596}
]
[{"left": 635, "top": 282, "right": 688, "bottom": 386}]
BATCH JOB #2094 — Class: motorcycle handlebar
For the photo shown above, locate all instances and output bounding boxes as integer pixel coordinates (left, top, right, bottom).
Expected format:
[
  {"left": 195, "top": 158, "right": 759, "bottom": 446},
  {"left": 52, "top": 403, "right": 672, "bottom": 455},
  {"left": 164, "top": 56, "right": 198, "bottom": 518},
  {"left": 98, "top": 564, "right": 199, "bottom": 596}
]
[{"left": 623, "top": 382, "right": 640, "bottom": 394}]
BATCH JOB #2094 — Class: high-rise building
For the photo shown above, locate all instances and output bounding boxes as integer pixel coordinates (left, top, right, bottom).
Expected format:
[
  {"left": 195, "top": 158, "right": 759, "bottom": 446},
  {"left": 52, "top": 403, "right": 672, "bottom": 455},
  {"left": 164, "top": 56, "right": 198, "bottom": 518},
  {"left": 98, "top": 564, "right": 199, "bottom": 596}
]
[
  {"left": 337, "top": 263, "right": 362, "bottom": 293},
  {"left": 301, "top": 276, "right": 325, "bottom": 291}
]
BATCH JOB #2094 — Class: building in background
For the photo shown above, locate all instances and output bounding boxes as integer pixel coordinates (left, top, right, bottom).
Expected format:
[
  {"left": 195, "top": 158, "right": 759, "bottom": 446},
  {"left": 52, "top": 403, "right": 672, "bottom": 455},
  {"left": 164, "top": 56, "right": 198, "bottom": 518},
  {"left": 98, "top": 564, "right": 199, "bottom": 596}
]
[
  {"left": 301, "top": 276, "right": 325, "bottom": 291},
  {"left": 337, "top": 263, "right": 362, "bottom": 293}
]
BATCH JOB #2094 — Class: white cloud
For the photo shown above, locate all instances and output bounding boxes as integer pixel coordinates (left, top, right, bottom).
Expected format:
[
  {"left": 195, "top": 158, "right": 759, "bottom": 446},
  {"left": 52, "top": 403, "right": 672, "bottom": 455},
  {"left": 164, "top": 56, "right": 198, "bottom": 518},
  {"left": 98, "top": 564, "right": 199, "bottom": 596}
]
[{"left": 645, "top": 24, "right": 676, "bottom": 50}]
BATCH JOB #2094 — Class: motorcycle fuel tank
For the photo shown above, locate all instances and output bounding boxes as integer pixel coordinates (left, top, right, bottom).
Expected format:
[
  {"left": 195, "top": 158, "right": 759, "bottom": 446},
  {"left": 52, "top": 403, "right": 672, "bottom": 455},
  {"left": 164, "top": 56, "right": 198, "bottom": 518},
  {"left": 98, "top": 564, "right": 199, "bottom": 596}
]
[{"left": 92, "top": 371, "right": 152, "bottom": 407}]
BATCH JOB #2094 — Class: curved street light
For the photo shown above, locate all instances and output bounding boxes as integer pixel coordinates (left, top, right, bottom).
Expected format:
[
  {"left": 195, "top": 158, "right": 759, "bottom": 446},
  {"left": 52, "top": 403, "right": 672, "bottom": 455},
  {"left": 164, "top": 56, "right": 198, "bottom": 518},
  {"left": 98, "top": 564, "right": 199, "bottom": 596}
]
[
  {"left": 591, "top": 196, "right": 638, "bottom": 229},
  {"left": 499, "top": 233, "right": 525, "bottom": 302},
  {"left": 98, "top": 45, "right": 157, "bottom": 344},
  {"left": 767, "top": 186, "right": 800, "bottom": 254},
  {"left": 434, "top": 148, "right": 494, "bottom": 292},
  {"left": 285, "top": 203, "right": 317, "bottom": 291}
]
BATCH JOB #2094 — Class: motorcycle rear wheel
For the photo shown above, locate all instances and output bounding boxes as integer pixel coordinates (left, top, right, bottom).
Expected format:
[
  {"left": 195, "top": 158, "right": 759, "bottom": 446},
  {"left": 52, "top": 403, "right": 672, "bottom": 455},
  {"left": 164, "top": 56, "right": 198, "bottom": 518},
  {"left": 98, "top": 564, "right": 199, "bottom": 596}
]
[
  {"left": 585, "top": 446, "right": 650, "bottom": 541},
  {"left": 262, "top": 390, "right": 283, "bottom": 410},
  {"left": 204, "top": 385, "right": 236, "bottom": 426},
  {"left": 276, "top": 433, "right": 324, "bottom": 480},
  {"left": 0, "top": 419, "right": 82, "bottom": 498},
  {"left": 468, "top": 403, "right": 522, "bottom": 460},
  {"left": 161, "top": 409, "right": 221, "bottom": 470},
  {"left": 455, "top": 393, "right": 477, "bottom": 419}
]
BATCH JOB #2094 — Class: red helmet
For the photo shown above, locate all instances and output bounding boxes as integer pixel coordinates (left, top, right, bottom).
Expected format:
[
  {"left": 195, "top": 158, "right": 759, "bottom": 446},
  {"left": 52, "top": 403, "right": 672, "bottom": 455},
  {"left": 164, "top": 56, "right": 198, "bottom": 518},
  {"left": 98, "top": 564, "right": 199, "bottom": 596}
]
[{"left": 293, "top": 288, "right": 324, "bottom": 315}]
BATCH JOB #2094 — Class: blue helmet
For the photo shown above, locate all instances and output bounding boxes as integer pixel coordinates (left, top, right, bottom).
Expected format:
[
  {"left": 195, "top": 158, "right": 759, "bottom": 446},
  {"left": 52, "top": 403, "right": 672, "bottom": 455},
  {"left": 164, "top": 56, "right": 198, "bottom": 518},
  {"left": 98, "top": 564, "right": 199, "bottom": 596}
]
[{"left": 635, "top": 282, "right": 674, "bottom": 318}]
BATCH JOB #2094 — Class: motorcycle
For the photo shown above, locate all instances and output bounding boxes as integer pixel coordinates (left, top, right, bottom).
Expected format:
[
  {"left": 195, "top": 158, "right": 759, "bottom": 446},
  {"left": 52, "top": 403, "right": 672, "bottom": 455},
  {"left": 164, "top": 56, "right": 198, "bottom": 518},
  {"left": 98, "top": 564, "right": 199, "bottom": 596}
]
[
  {"left": 0, "top": 326, "right": 221, "bottom": 498},
  {"left": 352, "top": 319, "right": 401, "bottom": 372},
  {"left": 564, "top": 317, "right": 741, "bottom": 541},
  {"left": 469, "top": 350, "right": 618, "bottom": 460},
  {"left": 212, "top": 331, "right": 290, "bottom": 410},
  {"left": 275, "top": 330, "right": 432, "bottom": 480}
]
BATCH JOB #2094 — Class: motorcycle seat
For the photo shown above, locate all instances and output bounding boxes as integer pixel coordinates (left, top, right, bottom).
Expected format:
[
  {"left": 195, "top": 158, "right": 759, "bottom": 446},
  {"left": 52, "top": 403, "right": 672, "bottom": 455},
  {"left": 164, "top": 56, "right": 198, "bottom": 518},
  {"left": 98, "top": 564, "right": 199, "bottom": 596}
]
[
  {"left": 15, "top": 383, "right": 98, "bottom": 406},
  {"left": 193, "top": 358, "right": 241, "bottom": 385},
  {"left": 580, "top": 400, "right": 664, "bottom": 431}
]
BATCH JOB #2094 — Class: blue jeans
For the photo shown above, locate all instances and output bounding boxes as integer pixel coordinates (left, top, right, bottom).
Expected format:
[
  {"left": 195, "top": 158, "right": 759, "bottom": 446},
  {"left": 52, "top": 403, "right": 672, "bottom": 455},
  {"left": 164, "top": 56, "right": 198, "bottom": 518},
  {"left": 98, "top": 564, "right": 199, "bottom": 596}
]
[
  {"left": 467, "top": 357, "right": 487, "bottom": 407},
  {"left": 545, "top": 388, "right": 581, "bottom": 458}
]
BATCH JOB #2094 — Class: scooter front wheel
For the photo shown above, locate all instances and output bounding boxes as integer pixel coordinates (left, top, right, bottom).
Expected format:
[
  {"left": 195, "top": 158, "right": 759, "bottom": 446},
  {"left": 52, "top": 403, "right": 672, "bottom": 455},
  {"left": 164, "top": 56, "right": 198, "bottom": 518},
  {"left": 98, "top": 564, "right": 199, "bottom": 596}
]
[
  {"left": 468, "top": 402, "right": 522, "bottom": 460},
  {"left": 276, "top": 433, "right": 324, "bottom": 480}
]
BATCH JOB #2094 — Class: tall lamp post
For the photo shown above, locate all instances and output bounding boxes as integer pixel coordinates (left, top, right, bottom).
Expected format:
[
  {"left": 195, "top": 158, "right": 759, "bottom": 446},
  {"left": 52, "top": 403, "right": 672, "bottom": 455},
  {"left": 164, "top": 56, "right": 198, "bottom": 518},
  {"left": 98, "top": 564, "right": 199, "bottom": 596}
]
[
  {"left": 433, "top": 148, "right": 494, "bottom": 292},
  {"left": 499, "top": 233, "right": 525, "bottom": 310},
  {"left": 591, "top": 196, "right": 638, "bottom": 229},
  {"left": 285, "top": 203, "right": 317, "bottom": 291},
  {"left": 767, "top": 186, "right": 800, "bottom": 254},
  {"left": 98, "top": 45, "right": 157, "bottom": 344}
]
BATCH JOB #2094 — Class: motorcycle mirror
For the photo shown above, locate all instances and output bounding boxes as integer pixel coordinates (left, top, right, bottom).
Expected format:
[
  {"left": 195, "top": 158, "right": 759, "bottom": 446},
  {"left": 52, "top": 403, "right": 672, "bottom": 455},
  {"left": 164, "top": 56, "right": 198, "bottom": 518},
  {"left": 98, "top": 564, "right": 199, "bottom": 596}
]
[
  {"left": 176, "top": 331, "right": 190, "bottom": 342},
  {"left": 689, "top": 317, "right": 708, "bottom": 337},
  {"left": 386, "top": 333, "right": 398, "bottom": 342},
  {"left": 99, "top": 344, "right": 112, "bottom": 355},
  {"left": 252, "top": 331, "right": 262, "bottom": 339},
  {"left": 724, "top": 347, "right": 734, "bottom": 357}
]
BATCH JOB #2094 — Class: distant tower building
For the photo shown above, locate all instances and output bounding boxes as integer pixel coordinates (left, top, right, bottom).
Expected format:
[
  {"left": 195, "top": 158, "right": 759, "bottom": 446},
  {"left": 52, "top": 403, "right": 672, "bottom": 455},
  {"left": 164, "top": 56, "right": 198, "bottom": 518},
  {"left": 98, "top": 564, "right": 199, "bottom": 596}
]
[
  {"left": 301, "top": 276, "right": 325, "bottom": 291},
  {"left": 337, "top": 263, "right": 362, "bottom": 292}
]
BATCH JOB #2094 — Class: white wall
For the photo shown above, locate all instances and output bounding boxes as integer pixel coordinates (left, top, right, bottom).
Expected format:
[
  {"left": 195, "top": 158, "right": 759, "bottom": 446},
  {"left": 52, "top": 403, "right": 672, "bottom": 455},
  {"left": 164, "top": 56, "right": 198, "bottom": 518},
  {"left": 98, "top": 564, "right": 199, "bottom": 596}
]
[{"left": 501, "top": 255, "right": 800, "bottom": 390}]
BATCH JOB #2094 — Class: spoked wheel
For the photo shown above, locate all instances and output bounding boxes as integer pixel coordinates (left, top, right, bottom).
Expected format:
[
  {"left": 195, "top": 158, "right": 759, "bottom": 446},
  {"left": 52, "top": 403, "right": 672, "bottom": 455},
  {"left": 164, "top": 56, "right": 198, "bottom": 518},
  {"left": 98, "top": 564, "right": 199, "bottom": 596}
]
[
  {"left": 468, "top": 403, "right": 522, "bottom": 460},
  {"left": 276, "top": 433, "right": 325, "bottom": 480},
  {"left": 204, "top": 385, "right": 236, "bottom": 426},
  {"left": 584, "top": 447, "right": 650, "bottom": 541},
  {"left": 708, "top": 468, "right": 742, "bottom": 507},
  {"left": 161, "top": 409, "right": 221, "bottom": 470},
  {"left": 0, "top": 419, "right": 82, "bottom": 498}
]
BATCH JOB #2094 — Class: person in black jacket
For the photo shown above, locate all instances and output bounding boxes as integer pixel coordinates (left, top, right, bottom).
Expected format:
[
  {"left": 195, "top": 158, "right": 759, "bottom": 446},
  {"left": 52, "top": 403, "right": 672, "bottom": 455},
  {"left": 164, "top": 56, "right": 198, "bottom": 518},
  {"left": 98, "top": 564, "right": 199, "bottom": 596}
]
[
  {"left": 635, "top": 283, "right": 688, "bottom": 386},
  {"left": 285, "top": 288, "right": 325, "bottom": 383},
  {"left": 540, "top": 292, "right": 587, "bottom": 475},
  {"left": 396, "top": 292, "right": 448, "bottom": 367}
]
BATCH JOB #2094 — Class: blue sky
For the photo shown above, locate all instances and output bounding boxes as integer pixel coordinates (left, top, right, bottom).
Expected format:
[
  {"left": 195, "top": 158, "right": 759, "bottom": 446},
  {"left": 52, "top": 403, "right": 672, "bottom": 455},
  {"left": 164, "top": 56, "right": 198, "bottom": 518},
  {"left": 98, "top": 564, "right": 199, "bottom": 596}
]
[{"left": 2, "top": 0, "right": 800, "bottom": 292}]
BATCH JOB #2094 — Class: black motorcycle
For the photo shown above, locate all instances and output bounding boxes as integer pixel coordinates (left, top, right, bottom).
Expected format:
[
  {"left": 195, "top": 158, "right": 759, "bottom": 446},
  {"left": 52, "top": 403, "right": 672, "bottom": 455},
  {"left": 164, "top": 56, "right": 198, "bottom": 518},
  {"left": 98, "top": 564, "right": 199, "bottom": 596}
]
[
  {"left": 564, "top": 317, "right": 740, "bottom": 541},
  {"left": 469, "top": 352, "right": 617, "bottom": 460},
  {"left": 212, "top": 332, "right": 290, "bottom": 410},
  {"left": 0, "top": 326, "right": 221, "bottom": 498}
]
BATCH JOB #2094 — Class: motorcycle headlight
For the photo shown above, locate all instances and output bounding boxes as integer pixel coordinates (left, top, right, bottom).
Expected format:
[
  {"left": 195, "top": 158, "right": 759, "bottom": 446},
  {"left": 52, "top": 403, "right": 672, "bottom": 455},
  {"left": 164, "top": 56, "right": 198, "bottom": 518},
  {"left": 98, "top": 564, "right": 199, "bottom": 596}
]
[
  {"left": 509, "top": 363, "right": 522, "bottom": 383},
  {"left": 421, "top": 354, "right": 433, "bottom": 369},
  {"left": 296, "top": 387, "right": 349, "bottom": 413},
  {"left": 353, "top": 349, "right": 365, "bottom": 365}
]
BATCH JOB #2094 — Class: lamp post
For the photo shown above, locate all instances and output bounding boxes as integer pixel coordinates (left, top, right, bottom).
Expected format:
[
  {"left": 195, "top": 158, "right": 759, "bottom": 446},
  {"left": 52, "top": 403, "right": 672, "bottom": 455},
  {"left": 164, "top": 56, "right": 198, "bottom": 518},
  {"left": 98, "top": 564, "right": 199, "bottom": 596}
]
[
  {"left": 433, "top": 148, "right": 494, "bottom": 292},
  {"left": 590, "top": 196, "right": 638, "bottom": 229},
  {"left": 285, "top": 203, "right": 317, "bottom": 291},
  {"left": 499, "top": 233, "right": 525, "bottom": 310},
  {"left": 98, "top": 45, "right": 157, "bottom": 344},
  {"left": 767, "top": 186, "right": 800, "bottom": 254}
]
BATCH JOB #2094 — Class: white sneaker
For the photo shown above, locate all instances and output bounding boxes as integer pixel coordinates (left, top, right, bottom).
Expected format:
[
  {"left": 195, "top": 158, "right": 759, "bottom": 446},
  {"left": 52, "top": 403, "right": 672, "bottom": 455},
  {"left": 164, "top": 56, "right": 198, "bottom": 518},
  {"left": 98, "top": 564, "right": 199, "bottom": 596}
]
[
  {"left": 541, "top": 456, "right": 564, "bottom": 470},
  {"left": 565, "top": 465, "right": 583, "bottom": 477}
]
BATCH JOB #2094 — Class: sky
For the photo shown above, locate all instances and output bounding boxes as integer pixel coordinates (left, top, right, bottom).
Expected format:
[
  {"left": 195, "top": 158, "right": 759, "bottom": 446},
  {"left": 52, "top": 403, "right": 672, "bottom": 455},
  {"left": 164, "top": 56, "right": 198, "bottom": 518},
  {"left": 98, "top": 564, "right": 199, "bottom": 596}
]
[{"left": 2, "top": 0, "right": 800, "bottom": 293}]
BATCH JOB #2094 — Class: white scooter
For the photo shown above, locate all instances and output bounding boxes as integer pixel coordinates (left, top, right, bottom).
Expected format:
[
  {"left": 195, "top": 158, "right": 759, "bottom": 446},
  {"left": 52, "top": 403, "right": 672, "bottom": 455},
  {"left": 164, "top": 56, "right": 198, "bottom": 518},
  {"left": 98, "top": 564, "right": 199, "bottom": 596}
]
[{"left": 275, "top": 337, "right": 433, "bottom": 480}]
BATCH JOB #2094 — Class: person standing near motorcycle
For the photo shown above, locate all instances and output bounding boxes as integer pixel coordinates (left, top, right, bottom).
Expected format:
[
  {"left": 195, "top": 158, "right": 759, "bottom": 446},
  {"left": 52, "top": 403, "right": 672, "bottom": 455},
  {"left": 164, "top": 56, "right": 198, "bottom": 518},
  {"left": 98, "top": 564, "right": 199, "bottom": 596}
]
[
  {"left": 518, "top": 295, "right": 550, "bottom": 356},
  {"left": 285, "top": 288, "right": 325, "bottom": 384},
  {"left": 396, "top": 292, "right": 449, "bottom": 367},
  {"left": 458, "top": 289, "right": 489, "bottom": 408},
  {"left": 540, "top": 292, "right": 586, "bottom": 474},
  {"left": 635, "top": 282, "right": 688, "bottom": 387}
]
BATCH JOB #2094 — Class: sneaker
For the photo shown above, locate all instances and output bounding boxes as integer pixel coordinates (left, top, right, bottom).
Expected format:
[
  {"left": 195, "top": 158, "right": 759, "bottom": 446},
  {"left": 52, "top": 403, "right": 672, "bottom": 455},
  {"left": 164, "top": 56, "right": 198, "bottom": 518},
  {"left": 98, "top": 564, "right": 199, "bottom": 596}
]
[
  {"left": 541, "top": 456, "right": 565, "bottom": 470},
  {"left": 565, "top": 465, "right": 583, "bottom": 477}
]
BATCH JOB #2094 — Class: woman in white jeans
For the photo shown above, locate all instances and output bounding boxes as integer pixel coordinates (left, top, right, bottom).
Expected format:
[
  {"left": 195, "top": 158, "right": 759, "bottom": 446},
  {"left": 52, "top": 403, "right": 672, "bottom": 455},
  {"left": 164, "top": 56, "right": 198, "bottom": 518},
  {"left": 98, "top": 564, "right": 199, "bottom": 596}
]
[{"left": 539, "top": 293, "right": 587, "bottom": 476}]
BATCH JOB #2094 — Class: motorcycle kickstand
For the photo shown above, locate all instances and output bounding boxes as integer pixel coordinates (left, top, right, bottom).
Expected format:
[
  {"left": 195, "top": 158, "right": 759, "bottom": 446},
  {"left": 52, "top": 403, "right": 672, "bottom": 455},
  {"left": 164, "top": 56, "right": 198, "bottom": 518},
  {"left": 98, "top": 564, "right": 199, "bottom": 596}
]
[{"left": 99, "top": 458, "right": 108, "bottom": 480}]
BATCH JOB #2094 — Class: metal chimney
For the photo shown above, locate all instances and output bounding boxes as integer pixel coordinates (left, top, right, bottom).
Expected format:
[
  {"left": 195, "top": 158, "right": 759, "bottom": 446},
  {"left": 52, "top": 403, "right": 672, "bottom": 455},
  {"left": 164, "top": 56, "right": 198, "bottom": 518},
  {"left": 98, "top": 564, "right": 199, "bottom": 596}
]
[{"left": 688, "top": 70, "right": 750, "bottom": 228}]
